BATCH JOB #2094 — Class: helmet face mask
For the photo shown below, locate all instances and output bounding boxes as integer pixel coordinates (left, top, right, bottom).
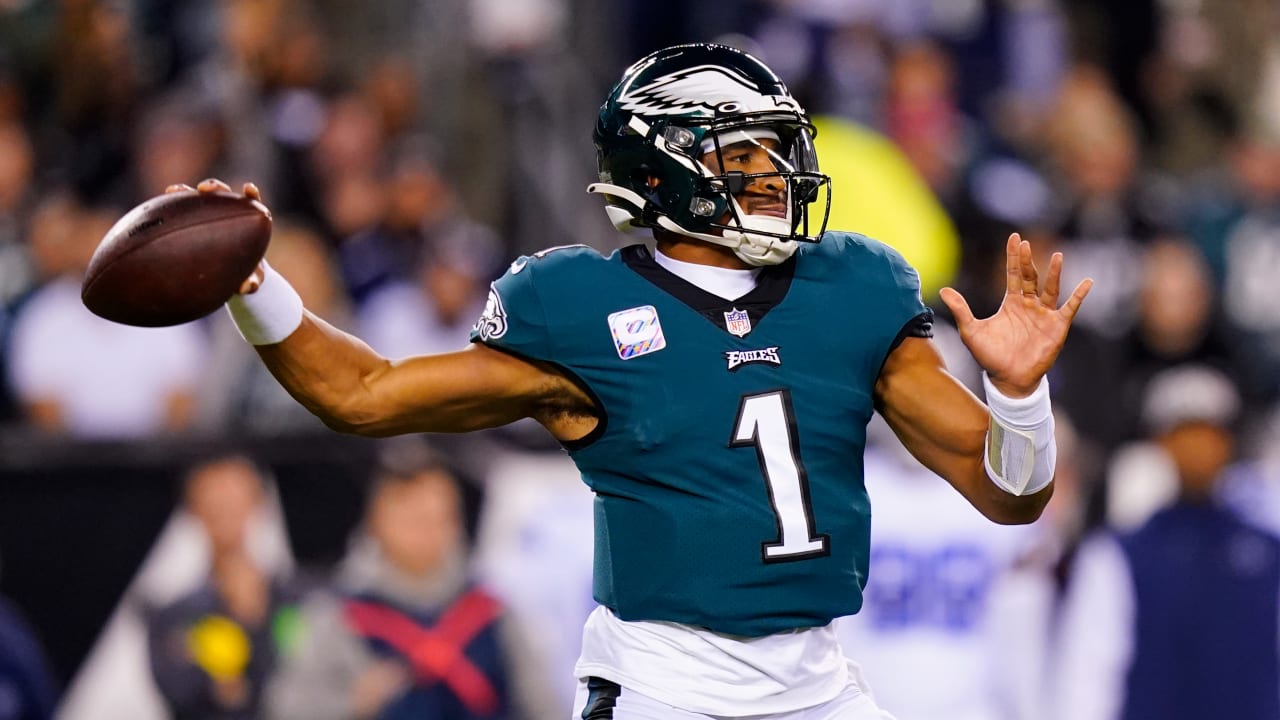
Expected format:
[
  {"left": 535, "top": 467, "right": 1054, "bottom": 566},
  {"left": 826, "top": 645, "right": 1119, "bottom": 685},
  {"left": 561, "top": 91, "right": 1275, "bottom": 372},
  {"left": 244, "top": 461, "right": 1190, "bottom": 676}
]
[{"left": 589, "top": 44, "right": 832, "bottom": 266}]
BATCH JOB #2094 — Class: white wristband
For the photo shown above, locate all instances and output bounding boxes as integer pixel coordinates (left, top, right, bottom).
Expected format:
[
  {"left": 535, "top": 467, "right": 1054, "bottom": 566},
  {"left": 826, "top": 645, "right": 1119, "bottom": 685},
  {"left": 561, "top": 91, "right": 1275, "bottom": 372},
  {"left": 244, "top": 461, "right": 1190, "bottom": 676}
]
[
  {"left": 984, "top": 373, "right": 1051, "bottom": 429},
  {"left": 226, "top": 262, "right": 304, "bottom": 345},
  {"left": 983, "top": 373, "right": 1056, "bottom": 496}
]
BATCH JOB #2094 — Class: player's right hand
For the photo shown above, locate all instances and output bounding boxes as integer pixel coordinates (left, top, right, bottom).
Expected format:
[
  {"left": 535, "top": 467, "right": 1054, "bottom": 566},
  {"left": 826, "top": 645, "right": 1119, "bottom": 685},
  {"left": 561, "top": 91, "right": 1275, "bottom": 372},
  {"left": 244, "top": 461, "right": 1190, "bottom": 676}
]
[{"left": 165, "top": 179, "right": 268, "bottom": 294}]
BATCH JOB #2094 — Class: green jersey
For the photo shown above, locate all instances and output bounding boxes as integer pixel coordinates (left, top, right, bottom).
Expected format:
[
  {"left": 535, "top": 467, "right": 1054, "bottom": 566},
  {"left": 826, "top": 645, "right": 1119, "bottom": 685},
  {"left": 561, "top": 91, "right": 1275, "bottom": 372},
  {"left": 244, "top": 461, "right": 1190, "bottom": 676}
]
[{"left": 470, "top": 231, "right": 931, "bottom": 637}]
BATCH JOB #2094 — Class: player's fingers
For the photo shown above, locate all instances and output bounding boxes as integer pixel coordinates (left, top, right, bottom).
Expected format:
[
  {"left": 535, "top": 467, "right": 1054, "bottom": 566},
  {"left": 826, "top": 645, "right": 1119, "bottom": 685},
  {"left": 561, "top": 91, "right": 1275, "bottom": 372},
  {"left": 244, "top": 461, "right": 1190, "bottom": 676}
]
[
  {"left": 939, "top": 287, "right": 976, "bottom": 329},
  {"left": 1004, "top": 232, "right": 1022, "bottom": 295},
  {"left": 1040, "top": 252, "right": 1063, "bottom": 307},
  {"left": 197, "top": 178, "right": 232, "bottom": 194},
  {"left": 165, "top": 183, "right": 195, "bottom": 194},
  {"left": 237, "top": 263, "right": 266, "bottom": 295},
  {"left": 1058, "top": 278, "right": 1094, "bottom": 322},
  {"left": 1019, "top": 240, "right": 1038, "bottom": 296},
  {"left": 242, "top": 182, "right": 261, "bottom": 201}
]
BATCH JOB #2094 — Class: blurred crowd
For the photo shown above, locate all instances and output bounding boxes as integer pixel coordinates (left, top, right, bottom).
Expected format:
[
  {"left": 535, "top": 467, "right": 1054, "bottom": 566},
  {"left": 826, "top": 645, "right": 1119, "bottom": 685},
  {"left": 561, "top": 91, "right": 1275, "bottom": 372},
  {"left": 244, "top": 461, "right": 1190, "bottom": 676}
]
[{"left": 2, "top": 0, "right": 1280, "bottom": 719}]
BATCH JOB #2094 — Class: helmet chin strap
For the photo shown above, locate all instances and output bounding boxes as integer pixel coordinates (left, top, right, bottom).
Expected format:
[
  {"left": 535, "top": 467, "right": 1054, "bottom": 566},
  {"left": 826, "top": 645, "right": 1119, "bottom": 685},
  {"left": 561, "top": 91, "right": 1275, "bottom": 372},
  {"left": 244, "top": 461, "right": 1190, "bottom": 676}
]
[
  {"left": 713, "top": 194, "right": 799, "bottom": 267},
  {"left": 654, "top": 211, "right": 798, "bottom": 267},
  {"left": 589, "top": 181, "right": 800, "bottom": 266}
]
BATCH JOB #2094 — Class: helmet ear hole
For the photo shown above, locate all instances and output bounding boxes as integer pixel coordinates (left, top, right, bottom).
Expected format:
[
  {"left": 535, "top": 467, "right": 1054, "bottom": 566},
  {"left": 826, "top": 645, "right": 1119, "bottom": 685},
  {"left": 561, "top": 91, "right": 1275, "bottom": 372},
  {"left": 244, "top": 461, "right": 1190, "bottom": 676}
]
[{"left": 630, "top": 168, "right": 658, "bottom": 189}]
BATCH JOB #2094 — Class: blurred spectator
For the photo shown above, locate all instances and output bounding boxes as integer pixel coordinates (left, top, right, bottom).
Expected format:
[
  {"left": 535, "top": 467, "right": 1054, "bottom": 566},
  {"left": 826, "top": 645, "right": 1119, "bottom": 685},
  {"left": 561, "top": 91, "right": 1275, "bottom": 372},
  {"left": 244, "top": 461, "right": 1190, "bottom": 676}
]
[
  {"left": 470, "top": 442, "right": 595, "bottom": 715},
  {"left": 1185, "top": 124, "right": 1280, "bottom": 409},
  {"left": 0, "top": 576, "right": 57, "bottom": 720},
  {"left": 0, "top": 121, "right": 35, "bottom": 303},
  {"left": 57, "top": 451, "right": 295, "bottom": 720},
  {"left": 1041, "top": 66, "right": 1169, "bottom": 338},
  {"left": 53, "top": 0, "right": 143, "bottom": 203},
  {"left": 289, "top": 91, "right": 386, "bottom": 242},
  {"left": 266, "top": 439, "right": 556, "bottom": 719},
  {"left": 1054, "top": 235, "right": 1248, "bottom": 463},
  {"left": 0, "top": 3, "right": 57, "bottom": 130},
  {"left": 4, "top": 199, "right": 206, "bottom": 438},
  {"left": 884, "top": 40, "right": 970, "bottom": 202},
  {"left": 880, "top": 38, "right": 1050, "bottom": 311},
  {"left": 146, "top": 455, "right": 302, "bottom": 719},
  {"left": 336, "top": 137, "right": 448, "bottom": 305},
  {"left": 0, "top": 121, "right": 37, "bottom": 425},
  {"left": 1063, "top": 0, "right": 1160, "bottom": 138},
  {"left": 130, "top": 0, "right": 223, "bottom": 90},
  {"left": 176, "top": 0, "right": 291, "bottom": 201},
  {"left": 128, "top": 92, "right": 227, "bottom": 204},
  {"left": 362, "top": 56, "right": 419, "bottom": 142},
  {"left": 1141, "top": 0, "right": 1274, "bottom": 176},
  {"left": 146, "top": 454, "right": 304, "bottom": 720},
  {"left": 355, "top": 159, "right": 504, "bottom": 356},
  {"left": 1054, "top": 365, "right": 1280, "bottom": 720},
  {"left": 1110, "top": 238, "right": 1251, "bottom": 435}
]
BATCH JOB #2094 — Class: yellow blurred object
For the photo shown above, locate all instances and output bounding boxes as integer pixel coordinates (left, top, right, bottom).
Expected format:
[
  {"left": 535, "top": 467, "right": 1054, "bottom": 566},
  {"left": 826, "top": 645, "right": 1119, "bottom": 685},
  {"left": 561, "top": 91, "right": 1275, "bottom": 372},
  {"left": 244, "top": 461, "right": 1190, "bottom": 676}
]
[
  {"left": 812, "top": 116, "right": 960, "bottom": 299},
  {"left": 187, "top": 615, "right": 252, "bottom": 681}
]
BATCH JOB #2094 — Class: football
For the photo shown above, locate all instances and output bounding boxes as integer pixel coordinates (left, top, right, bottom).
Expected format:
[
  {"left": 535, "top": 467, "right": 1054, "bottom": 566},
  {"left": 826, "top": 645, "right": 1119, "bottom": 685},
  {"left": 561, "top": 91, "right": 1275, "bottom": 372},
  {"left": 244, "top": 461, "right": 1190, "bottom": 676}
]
[{"left": 82, "top": 190, "right": 272, "bottom": 327}]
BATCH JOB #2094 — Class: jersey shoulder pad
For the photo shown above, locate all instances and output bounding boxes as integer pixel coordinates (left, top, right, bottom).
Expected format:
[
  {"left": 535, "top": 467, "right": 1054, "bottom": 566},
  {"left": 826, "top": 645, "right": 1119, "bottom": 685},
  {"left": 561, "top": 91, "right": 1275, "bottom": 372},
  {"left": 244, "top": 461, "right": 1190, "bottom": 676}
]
[
  {"left": 814, "top": 230, "right": 928, "bottom": 329},
  {"left": 817, "top": 231, "right": 922, "bottom": 291},
  {"left": 469, "top": 244, "right": 606, "bottom": 361}
]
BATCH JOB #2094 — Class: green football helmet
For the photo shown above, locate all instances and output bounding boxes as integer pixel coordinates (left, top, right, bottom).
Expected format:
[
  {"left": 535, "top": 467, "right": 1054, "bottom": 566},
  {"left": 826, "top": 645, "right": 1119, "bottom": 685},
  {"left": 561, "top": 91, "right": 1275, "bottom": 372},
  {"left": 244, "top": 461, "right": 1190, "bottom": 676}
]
[{"left": 588, "top": 43, "right": 831, "bottom": 266}]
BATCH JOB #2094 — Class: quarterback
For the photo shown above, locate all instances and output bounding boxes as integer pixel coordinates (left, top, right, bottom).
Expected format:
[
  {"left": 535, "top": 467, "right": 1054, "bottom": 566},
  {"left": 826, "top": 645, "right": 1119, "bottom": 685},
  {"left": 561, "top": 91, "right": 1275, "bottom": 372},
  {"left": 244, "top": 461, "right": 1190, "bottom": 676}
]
[{"left": 203, "top": 44, "right": 1090, "bottom": 719}]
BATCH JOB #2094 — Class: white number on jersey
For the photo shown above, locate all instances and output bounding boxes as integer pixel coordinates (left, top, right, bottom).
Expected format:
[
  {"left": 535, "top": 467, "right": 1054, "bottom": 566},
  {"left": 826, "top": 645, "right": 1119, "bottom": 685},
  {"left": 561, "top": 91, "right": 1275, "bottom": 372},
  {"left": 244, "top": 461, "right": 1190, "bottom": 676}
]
[{"left": 731, "top": 391, "right": 830, "bottom": 562}]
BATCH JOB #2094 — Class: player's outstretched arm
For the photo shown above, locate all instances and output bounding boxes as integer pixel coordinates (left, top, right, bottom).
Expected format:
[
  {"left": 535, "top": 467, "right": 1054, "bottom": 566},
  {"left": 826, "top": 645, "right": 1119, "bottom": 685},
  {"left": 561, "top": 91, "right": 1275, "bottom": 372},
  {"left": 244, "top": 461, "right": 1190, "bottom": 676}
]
[
  {"left": 876, "top": 232, "right": 1092, "bottom": 524},
  {"left": 875, "top": 337, "right": 1045, "bottom": 523},
  {"left": 176, "top": 180, "right": 597, "bottom": 441},
  {"left": 254, "top": 312, "right": 593, "bottom": 437}
]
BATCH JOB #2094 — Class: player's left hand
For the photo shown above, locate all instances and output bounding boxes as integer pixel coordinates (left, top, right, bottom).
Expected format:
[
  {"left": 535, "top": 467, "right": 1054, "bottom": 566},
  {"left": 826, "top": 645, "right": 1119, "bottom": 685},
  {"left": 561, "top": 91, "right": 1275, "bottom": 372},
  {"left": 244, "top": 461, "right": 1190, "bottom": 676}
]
[{"left": 938, "top": 232, "right": 1092, "bottom": 397}]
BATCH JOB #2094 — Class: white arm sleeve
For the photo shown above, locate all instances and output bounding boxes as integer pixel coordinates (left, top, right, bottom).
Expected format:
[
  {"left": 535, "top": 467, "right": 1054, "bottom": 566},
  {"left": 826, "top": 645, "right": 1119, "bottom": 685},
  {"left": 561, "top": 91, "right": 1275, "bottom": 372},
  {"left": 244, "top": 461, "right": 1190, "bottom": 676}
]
[{"left": 983, "top": 373, "right": 1056, "bottom": 496}]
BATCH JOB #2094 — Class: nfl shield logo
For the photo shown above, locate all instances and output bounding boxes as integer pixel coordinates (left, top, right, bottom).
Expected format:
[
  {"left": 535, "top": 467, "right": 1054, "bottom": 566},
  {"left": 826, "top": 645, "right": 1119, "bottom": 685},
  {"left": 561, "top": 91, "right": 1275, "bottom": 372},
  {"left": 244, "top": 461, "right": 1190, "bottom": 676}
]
[{"left": 724, "top": 308, "right": 752, "bottom": 337}]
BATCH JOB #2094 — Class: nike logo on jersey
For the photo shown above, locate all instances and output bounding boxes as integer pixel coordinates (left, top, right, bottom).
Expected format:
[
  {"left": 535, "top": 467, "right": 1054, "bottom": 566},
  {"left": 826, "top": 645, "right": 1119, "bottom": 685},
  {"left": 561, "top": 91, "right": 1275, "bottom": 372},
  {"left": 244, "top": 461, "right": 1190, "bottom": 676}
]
[{"left": 725, "top": 347, "right": 781, "bottom": 371}]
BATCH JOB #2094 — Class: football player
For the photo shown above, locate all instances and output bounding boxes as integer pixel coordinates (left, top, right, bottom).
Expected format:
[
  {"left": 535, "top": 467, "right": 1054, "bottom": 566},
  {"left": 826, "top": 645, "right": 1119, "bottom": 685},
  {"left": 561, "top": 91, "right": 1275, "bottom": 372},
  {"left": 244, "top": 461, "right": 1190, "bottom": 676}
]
[{"left": 197, "top": 43, "right": 1090, "bottom": 720}]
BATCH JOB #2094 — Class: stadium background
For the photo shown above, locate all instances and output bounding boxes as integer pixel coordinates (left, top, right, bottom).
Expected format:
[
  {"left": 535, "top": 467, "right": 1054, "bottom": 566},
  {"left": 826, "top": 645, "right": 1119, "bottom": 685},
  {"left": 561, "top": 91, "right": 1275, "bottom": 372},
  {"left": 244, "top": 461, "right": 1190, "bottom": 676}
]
[{"left": 0, "top": 0, "right": 1278, "bottom": 717}]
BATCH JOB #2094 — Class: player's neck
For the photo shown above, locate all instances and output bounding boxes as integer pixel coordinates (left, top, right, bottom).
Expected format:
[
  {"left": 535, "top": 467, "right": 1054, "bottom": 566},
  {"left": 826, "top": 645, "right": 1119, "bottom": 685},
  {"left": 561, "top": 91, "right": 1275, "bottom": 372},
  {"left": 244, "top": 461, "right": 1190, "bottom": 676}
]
[{"left": 654, "top": 234, "right": 751, "bottom": 270}]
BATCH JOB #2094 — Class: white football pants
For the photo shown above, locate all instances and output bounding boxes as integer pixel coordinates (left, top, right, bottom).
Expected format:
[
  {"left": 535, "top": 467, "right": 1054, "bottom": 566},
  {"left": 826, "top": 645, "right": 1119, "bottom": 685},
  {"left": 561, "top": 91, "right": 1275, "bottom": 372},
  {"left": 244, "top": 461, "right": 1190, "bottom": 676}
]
[{"left": 571, "top": 662, "right": 899, "bottom": 720}]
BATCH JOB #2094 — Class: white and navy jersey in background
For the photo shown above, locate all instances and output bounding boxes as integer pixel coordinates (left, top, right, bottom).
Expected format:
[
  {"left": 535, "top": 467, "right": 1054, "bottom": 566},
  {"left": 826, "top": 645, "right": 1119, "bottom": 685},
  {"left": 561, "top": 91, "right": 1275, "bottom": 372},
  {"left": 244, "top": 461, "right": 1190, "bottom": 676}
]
[{"left": 834, "top": 440, "right": 1038, "bottom": 720}]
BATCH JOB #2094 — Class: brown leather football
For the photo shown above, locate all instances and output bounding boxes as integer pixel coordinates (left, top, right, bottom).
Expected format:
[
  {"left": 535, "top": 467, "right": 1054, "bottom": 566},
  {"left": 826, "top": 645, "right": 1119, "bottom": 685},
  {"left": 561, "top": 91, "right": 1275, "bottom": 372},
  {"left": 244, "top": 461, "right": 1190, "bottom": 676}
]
[{"left": 82, "top": 190, "right": 272, "bottom": 327}]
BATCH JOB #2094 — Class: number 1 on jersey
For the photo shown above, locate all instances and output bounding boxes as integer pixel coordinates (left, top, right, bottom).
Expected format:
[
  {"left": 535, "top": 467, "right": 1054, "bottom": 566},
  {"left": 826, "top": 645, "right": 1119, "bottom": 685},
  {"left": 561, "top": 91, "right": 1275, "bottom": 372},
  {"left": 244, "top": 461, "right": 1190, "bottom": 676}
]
[{"left": 731, "top": 390, "right": 830, "bottom": 563}]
